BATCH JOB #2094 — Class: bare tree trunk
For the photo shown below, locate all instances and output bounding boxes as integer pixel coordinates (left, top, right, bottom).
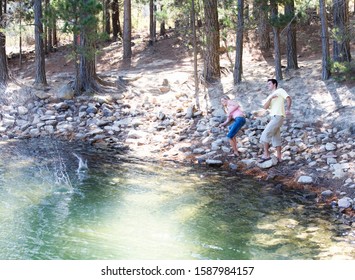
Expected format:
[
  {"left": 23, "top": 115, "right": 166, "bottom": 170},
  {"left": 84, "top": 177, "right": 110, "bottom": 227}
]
[
  {"left": 74, "top": 0, "right": 100, "bottom": 94},
  {"left": 256, "top": 0, "right": 271, "bottom": 52},
  {"left": 270, "top": 1, "right": 282, "bottom": 80},
  {"left": 112, "top": 0, "right": 122, "bottom": 40},
  {"left": 34, "top": 0, "right": 47, "bottom": 86},
  {"left": 332, "top": 0, "right": 351, "bottom": 62},
  {"left": 319, "top": 0, "right": 331, "bottom": 80},
  {"left": 105, "top": 0, "right": 110, "bottom": 37},
  {"left": 233, "top": 0, "right": 244, "bottom": 84},
  {"left": 123, "top": 0, "right": 132, "bottom": 59},
  {"left": 160, "top": 5, "right": 166, "bottom": 36},
  {"left": 0, "top": 0, "right": 9, "bottom": 86},
  {"left": 149, "top": 0, "right": 154, "bottom": 45},
  {"left": 53, "top": 18, "right": 57, "bottom": 47},
  {"left": 285, "top": 0, "right": 298, "bottom": 70},
  {"left": 192, "top": 0, "right": 200, "bottom": 109},
  {"left": 203, "top": 0, "right": 220, "bottom": 83}
]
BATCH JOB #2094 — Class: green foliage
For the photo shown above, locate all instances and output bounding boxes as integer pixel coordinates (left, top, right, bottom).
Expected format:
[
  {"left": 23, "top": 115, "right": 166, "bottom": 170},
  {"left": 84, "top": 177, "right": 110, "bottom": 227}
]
[{"left": 330, "top": 60, "right": 355, "bottom": 82}]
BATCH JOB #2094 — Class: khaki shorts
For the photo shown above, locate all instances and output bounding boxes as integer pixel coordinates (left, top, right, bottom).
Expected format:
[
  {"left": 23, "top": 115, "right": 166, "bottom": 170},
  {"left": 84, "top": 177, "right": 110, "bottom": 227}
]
[{"left": 260, "top": 115, "right": 284, "bottom": 147}]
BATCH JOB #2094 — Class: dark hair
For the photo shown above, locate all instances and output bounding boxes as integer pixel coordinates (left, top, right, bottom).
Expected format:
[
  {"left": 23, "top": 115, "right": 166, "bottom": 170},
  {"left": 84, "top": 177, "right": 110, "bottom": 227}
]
[
  {"left": 267, "top": 79, "right": 278, "bottom": 88},
  {"left": 220, "top": 95, "right": 230, "bottom": 101}
]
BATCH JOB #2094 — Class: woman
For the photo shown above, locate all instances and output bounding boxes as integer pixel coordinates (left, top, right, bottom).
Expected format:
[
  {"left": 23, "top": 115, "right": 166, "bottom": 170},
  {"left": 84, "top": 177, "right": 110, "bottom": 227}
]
[{"left": 219, "top": 96, "right": 246, "bottom": 157}]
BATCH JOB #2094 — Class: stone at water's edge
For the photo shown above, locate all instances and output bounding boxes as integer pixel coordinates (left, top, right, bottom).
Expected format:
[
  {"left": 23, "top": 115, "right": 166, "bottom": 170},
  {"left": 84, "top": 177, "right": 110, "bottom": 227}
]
[{"left": 206, "top": 159, "right": 223, "bottom": 167}]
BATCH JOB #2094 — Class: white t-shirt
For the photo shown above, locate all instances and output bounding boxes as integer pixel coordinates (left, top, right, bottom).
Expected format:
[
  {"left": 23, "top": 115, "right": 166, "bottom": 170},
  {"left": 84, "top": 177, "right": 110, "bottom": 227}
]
[{"left": 266, "top": 88, "right": 289, "bottom": 117}]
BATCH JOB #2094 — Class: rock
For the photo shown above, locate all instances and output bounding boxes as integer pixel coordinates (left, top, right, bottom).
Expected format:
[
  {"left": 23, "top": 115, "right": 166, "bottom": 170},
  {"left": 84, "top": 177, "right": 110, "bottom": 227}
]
[
  {"left": 297, "top": 176, "right": 313, "bottom": 184},
  {"left": 206, "top": 159, "right": 223, "bottom": 167},
  {"left": 325, "top": 143, "right": 337, "bottom": 151},
  {"left": 337, "top": 197, "right": 353, "bottom": 209},
  {"left": 186, "top": 105, "right": 195, "bottom": 119},
  {"left": 57, "top": 83, "right": 75, "bottom": 100},
  {"left": 257, "top": 157, "right": 277, "bottom": 169},
  {"left": 17, "top": 106, "right": 28, "bottom": 115},
  {"left": 321, "top": 190, "right": 333, "bottom": 197}
]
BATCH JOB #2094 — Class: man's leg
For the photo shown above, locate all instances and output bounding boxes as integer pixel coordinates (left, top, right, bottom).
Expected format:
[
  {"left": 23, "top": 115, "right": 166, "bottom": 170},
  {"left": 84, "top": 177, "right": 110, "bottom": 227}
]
[
  {"left": 276, "top": 146, "right": 281, "bottom": 161},
  {"left": 263, "top": 142, "right": 270, "bottom": 159}
]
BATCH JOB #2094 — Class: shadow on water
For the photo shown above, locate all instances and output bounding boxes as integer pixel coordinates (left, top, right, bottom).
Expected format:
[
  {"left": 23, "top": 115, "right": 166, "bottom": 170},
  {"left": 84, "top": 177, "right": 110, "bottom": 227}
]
[{"left": 0, "top": 138, "right": 354, "bottom": 260}]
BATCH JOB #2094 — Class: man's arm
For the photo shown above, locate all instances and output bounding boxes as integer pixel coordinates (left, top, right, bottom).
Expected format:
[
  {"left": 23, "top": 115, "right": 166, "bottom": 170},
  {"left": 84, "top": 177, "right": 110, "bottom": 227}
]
[
  {"left": 286, "top": 96, "right": 292, "bottom": 115},
  {"left": 263, "top": 94, "right": 278, "bottom": 109}
]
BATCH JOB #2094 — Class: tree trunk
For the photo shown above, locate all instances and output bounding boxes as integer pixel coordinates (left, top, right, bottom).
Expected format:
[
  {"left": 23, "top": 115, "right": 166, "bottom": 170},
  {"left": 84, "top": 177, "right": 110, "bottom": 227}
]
[
  {"left": 74, "top": 0, "right": 99, "bottom": 94},
  {"left": 203, "top": 0, "right": 220, "bottom": 83},
  {"left": 285, "top": 1, "right": 298, "bottom": 70},
  {"left": 0, "top": 0, "right": 8, "bottom": 86},
  {"left": 149, "top": 0, "right": 154, "bottom": 45},
  {"left": 160, "top": 5, "right": 166, "bottom": 36},
  {"left": 319, "top": 0, "right": 331, "bottom": 80},
  {"left": 332, "top": 0, "right": 351, "bottom": 62},
  {"left": 105, "top": 0, "right": 110, "bottom": 36},
  {"left": 191, "top": 0, "right": 200, "bottom": 109},
  {"left": 111, "top": 0, "right": 122, "bottom": 40},
  {"left": 53, "top": 16, "right": 58, "bottom": 47},
  {"left": 270, "top": 1, "right": 282, "bottom": 80},
  {"left": 123, "top": 0, "right": 132, "bottom": 59},
  {"left": 256, "top": 0, "right": 271, "bottom": 52},
  {"left": 34, "top": 0, "right": 47, "bottom": 85},
  {"left": 233, "top": 0, "right": 244, "bottom": 84}
]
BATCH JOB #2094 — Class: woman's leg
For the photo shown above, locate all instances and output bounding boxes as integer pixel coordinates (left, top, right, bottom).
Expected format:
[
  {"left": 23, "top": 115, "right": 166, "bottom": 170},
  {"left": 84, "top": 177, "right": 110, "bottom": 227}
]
[{"left": 229, "top": 137, "right": 239, "bottom": 156}]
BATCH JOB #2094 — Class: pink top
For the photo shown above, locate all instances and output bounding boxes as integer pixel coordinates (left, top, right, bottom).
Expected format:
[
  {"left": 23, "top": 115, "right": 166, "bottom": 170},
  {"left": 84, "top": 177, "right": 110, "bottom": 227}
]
[{"left": 226, "top": 100, "right": 245, "bottom": 119}]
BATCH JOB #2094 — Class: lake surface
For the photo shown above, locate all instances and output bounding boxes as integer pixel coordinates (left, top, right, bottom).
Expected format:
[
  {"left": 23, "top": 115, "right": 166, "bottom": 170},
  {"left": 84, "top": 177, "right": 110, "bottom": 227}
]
[{"left": 0, "top": 138, "right": 354, "bottom": 260}]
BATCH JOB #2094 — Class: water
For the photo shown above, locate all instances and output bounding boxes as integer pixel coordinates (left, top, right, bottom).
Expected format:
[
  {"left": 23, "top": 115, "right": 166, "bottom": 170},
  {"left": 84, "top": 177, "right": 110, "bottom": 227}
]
[{"left": 0, "top": 138, "right": 354, "bottom": 260}]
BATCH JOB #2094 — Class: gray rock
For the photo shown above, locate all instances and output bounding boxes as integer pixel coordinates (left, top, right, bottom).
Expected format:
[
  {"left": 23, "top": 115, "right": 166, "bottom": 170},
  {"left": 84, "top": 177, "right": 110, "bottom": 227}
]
[
  {"left": 297, "top": 176, "right": 313, "bottom": 184},
  {"left": 206, "top": 159, "right": 223, "bottom": 167},
  {"left": 337, "top": 197, "right": 353, "bottom": 208},
  {"left": 57, "top": 83, "right": 75, "bottom": 100}
]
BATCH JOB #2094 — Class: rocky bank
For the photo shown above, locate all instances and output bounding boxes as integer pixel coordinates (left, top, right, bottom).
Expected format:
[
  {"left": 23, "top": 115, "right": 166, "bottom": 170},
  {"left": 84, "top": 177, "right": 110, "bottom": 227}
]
[{"left": 1, "top": 38, "right": 355, "bottom": 225}]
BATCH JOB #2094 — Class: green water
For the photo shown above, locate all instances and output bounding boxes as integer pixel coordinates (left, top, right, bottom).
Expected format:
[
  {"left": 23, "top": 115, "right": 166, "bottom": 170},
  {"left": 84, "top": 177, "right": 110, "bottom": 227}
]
[{"left": 0, "top": 139, "right": 354, "bottom": 260}]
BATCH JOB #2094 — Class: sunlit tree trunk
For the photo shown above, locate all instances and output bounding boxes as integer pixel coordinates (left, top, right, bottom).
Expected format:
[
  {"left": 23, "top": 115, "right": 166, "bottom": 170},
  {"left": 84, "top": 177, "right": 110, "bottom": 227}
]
[
  {"left": 123, "top": 0, "right": 132, "bottom": 58},
  {"left": 203, "top": 0, "right": 220, "bottom": 83},
  {"left": 34, "top": 0, "right": 47, "bottom": 86},
  {"left": 233, "top": 0, "right": 244, "bottom": 84}
]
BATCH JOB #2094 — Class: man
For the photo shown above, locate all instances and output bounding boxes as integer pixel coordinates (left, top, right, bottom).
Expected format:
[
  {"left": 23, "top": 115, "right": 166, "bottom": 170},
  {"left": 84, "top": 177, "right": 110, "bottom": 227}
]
[{"left": 259, "top": 79, "right": 292, "bottom": 163}]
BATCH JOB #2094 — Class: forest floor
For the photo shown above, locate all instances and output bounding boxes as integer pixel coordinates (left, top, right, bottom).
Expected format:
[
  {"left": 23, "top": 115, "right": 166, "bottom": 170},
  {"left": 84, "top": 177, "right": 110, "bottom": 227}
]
[{"left": 4, "top": 19, "right": 355, "bottom": 218}]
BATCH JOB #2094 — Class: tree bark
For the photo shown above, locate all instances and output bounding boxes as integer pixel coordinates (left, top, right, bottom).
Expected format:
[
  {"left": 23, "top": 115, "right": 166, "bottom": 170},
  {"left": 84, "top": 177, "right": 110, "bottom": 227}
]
[
  {"left": 123, "top": 0, "right": 132, "bottom": 59},
  {"left": 332, "top": 0, "right": 351, "bottom": 62},
  {"left": 111, "top": 0, "right": 122, "bottom": 40},
  {"left": 74, "top": 0, "right": 99, "bottom": 94},
  {"left": 149, "top": 0, "right": 154, "bottom": 45},
  {"left": 34, "top": 0, "right": 47, "bottom": 85},
  {"left": 191, "top": 0, "right": 200, "bottom": 109},
  {"left": 0, "top": 0, "right": 9, "bottom": 86},
  {"left": 319, "top": 0, "right": 331, "bottom": 80},
  {"left": 270, "top": 1, "right": 282, "bottom": 80},
  {"left": 233, "top": 0, "right": 244, "bottom": 84},
  {"left": 256, "top": 0, "right": 271, "bottom": 52},
  {"left": 105, "top": 0, "right": 110, "bottom": 36},
  {"left": 160, "top": 5, "right": 166, "bottom": 36},
  {"left": 285, "top": 0, "right": 298, "bottom": 70},
  {"left": 203, "top": 0, "right": 220, "bottom": 83}
]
